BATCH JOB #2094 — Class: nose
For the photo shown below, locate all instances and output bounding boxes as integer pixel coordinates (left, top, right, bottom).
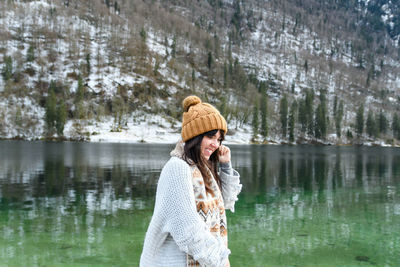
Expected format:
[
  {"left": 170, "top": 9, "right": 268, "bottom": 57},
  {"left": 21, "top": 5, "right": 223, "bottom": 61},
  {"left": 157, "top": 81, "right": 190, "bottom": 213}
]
[{"left": 210, "top": 138, "right": 219, "bottom": 148}]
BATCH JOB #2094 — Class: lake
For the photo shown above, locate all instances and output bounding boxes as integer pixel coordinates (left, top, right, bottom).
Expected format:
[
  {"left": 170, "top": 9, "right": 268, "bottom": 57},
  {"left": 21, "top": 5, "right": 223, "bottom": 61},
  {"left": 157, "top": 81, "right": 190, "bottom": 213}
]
[{"left": 0, "top": 141, "right": 399, "bottom": 266}]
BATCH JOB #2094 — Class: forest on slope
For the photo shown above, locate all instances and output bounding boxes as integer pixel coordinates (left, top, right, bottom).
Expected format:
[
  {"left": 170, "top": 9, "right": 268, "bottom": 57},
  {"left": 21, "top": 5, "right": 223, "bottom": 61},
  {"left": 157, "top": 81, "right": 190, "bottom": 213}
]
[{"left": 0, "top": 0, "right": 399, "bottom": 144}]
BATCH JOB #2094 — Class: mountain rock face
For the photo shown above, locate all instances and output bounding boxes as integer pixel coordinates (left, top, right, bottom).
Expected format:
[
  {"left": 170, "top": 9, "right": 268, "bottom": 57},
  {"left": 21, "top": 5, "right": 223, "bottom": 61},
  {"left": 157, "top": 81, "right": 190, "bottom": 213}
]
[{"left": 0, "top": 0, "right": 399, "bottom": 145}]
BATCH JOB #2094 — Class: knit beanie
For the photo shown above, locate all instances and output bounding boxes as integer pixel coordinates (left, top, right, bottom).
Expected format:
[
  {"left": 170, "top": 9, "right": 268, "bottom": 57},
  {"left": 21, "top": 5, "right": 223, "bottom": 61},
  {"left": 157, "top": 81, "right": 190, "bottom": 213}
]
[{"left": 181, "top": 96, "right": 227, "bottom": 142}]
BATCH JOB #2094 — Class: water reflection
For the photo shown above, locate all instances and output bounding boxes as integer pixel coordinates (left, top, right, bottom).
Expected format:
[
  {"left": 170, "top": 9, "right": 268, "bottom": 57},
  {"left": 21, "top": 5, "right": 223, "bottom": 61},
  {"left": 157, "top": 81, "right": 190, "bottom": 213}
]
[
  {"left": 232, "top": 145, "right": 400, "bottom": 193},
  {"left": 0, "top": 141, "right": 172, "bottom": 203},
  {"left": 230, "top": 145, "right": 400, "bottom": 266},
  {"left": 0, "top": 142, "right": 399, "bottom": 266}
]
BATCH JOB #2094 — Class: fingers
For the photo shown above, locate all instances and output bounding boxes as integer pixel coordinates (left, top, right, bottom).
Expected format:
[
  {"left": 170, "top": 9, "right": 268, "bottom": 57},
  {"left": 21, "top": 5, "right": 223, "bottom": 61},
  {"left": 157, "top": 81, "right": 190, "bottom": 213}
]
[
  {"left": 219, "top": 145, "right": 230, "bottom": 155},
  {"left": 218, "top": 145, "right": 231, "bottom": 164}
]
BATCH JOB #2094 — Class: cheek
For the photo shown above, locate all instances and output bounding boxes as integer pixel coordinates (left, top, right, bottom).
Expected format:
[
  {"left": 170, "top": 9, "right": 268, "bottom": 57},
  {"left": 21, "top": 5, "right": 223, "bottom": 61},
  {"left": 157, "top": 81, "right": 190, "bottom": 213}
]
[
  {"left": 200, "top": 140, "right": 207, "bottom": 152},
  {"left": 201, "top": 138, "right": 209, "bottom": 148}
]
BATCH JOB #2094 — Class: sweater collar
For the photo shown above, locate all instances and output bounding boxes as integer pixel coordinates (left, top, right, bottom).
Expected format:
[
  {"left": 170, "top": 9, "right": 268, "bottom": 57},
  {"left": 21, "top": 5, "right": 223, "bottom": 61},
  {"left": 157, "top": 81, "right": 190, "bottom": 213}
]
[
  {"left": 170, "top": 140, "right": 184, "bottom": 158},
  {"left": 170, "top": 140, "right": 195, "bottom": 165}
]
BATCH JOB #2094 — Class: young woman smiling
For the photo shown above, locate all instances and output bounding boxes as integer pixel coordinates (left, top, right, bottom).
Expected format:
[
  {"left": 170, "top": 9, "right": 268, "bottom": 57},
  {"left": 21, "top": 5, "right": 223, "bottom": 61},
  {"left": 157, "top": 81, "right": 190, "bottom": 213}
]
[{"left": 140, "top": 96, "right": 242, "bottom": 267}]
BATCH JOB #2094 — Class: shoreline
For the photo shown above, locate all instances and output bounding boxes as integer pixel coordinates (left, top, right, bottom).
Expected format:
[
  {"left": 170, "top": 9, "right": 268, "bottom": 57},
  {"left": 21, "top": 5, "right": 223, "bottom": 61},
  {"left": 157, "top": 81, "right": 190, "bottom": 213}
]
[
  {"left": 1, "top": 135, "right": 398, "bottom": 147},
  {"left": 3, "top": 114, "right": 399, "bottom": 147}
]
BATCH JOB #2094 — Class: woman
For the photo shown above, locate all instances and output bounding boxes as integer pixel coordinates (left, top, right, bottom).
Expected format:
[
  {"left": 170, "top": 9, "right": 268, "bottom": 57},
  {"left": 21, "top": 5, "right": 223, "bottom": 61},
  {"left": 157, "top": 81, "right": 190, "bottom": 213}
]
[{"left": 140, "top": 96, "right": 242, "bottom": 267}]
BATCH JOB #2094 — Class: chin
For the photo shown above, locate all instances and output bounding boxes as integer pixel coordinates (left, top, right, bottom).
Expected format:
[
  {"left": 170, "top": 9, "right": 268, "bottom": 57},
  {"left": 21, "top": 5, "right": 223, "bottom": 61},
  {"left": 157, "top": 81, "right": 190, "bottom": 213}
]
[{"left": 202, "top": 154, "right": 211, "bottom": 160}]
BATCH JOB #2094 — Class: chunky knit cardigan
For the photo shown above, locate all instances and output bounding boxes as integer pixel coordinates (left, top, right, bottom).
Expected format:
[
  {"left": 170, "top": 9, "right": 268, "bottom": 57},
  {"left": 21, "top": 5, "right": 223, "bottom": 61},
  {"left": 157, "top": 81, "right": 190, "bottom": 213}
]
[{"left": 140, "top": 142, "right": 242, "bottom": 267}]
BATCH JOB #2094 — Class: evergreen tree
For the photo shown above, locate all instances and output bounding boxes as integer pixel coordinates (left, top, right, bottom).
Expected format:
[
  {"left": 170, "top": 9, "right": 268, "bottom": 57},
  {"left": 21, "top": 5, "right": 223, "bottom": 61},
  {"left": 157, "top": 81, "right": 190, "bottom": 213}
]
[
  {"left": 223, "top": 62, "right": 228, "bottom": 88},
  {"left": 140, "top": 27, "right": 147, "bottom": 42},
  {"left": 191, "top": 69, "right": 195, "bottom": 89},
  {"left": 45, "top": 88, "right": 57, "bottom": 134},
  {"left": 207, "top": 51, "right": 213, "bottom": 70},
  {"left": 105, "top": 0, "right": 110, "bottom": 8},
  {"left": 304, "top": 59, "right": 308, "bottom": 74},
  {"left": 305, "top": 89, "right": 314, "bottom": 135},
  {"left": 219, "top": 97, "right": 228, "bottom": 121},
  {"left": 114, "top": 1, "right": 120, "bottom": 13},
  {"left": 333, "top": 95, "right": 338, "bottom": 117},
  {"left": 366, "top": 110, "right": 378, "bottom": 137},
  {"left": 164, "top": 37, "right": 169, "bottom": 57},
  {"left": 260, "top": 93, "right": 268, "bottom": 139},
  {"left": 74, "top": 77, "right": 85, "bottom": 119},
  {"left": 213, "top": 34, "right": 220, "bottom": 58},
  {"left": 76, "top": 77, "right": 84, "bottom": 103},
  {"left": 378, "top": 110, "right": 388, "bottom": 135},
  {"left": 335, "top": 100, "right": 344, "bottom": 138},
  {"left": 356, "top": 104, "right": 364, "bottom": 136},
  {"left": 27, "top": 46, "right": 35, "bottom": 62},
  {"left": 258, "top": 80, "right": 266, "bottom": 94},
  {"left": 346, "top": 129, "right": 353, "bottom": 139},
  {"left": 86, "top": 53, "right": 91, "bottom": 74},
  {"left": 48, "top": 80, "right": 58, "bottom": 95},
  {"left": 232, "top": 59, "right": 247, "bottom": 93},
  {"left": 171, "top": 35, "right": 176, "bottom": 58},
  {"left": 154, "top": 58, "right": 160, "bottom": 76},
  {"left": 298, "top": 98, "right": 307, "bottom": 134},
  {"left": 227, "top": 43, "right": 233, "bottom": 75},
  {"left": 315, "top": 90, "right": 327, "bottom": 139},
  {"left": 15, "top": 107, "right": 23, "bottom": 136},
  {"left": 231, "top": 0, "right": 242, "bottom": 34},
  {"left": 366, "top": 67, "right": 372, "bottom": 87},
  {"left": 139, "top": 28, "right": 148, "bottom": 68},
  {"left": 289, "top": 100, "right": 298, "bottom": 142},
  {"left": 56, "top": 99, "right": 67, "bottom": 136},
  {"left": 279, "top": 94, "right": 288, "bottom": 138},
  {"left": 1, "top": 56, "right": 13, "bottom": 81},
  {"left": 393, "top": 113, "right": 400, "bottom": 140},
  {"left": 315, "top": 105, "right": 324, "bottom": 139},
  {"left": 252, "top": 102, "right": 259, "bottom": 140}
]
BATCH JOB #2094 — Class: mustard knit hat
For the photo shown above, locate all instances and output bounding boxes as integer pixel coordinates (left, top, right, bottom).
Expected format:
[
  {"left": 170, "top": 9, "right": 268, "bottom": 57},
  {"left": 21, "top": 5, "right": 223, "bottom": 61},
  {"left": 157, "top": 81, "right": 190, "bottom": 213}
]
[{"left": 181, "top": 96, "right": 227, "bottom": 142}]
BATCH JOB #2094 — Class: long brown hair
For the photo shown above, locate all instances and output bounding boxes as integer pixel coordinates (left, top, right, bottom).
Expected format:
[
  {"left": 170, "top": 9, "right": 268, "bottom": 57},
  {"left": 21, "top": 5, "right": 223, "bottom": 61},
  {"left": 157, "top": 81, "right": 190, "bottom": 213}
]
[{"left": 183, "top": 129, "right": 225, "bottom": 192}]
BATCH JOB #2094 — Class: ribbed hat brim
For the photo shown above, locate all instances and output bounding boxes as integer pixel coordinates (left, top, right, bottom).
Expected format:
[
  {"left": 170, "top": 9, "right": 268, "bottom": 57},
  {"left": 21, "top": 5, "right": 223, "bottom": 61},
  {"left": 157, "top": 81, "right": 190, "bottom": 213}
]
[{"left": 182, "top": 113, "right": 227, "bottom": 142}]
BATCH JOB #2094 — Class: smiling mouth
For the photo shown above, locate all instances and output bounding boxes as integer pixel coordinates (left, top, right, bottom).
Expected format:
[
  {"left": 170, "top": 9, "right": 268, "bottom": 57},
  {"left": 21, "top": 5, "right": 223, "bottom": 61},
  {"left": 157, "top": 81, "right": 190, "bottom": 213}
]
[{"left": 205, "top": 149, "right": 214, "bottom": 155}]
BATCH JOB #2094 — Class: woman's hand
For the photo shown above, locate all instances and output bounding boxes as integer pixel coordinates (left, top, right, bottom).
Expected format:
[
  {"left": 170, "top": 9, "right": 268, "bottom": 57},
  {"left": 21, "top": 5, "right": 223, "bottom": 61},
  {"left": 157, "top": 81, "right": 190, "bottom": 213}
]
[
  {"left": 218, "top": 145, "right": 231, "bottom": 164},
  {"left": 225, "top": 259, "right": 231, "bottom": 267}
]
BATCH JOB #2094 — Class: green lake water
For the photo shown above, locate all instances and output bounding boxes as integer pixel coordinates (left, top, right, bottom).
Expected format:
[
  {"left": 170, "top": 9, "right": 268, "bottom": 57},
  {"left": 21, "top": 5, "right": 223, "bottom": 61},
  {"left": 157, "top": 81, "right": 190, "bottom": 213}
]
[{"left": 0, "top": 141, "right": 399, "bottom": 266}]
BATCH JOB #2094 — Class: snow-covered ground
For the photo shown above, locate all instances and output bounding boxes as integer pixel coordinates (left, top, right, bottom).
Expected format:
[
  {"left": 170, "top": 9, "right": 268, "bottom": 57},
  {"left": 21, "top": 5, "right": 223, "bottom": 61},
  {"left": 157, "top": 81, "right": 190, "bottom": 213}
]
[{"left": 62, "top": 112, "right": 253, "bottom": 145}]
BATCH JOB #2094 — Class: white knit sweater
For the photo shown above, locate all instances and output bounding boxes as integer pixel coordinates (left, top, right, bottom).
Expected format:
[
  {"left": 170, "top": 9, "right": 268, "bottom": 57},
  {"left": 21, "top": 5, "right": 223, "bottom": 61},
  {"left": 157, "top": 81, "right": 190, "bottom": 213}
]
[{"left": 140, "top": 144, "right": 242, "bottom": 267}]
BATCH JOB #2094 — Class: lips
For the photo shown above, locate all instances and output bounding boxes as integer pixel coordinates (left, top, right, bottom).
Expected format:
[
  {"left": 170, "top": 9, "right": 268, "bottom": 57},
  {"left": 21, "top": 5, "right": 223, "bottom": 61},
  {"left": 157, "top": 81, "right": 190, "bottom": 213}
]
[{"left": 204, "top": 148, "right": 214, "bottom": 157}]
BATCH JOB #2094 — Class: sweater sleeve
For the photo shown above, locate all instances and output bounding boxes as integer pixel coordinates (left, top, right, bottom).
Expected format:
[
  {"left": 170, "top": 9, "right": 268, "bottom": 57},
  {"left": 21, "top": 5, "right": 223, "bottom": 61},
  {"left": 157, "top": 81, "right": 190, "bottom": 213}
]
[
  {"left": 219, "top": 162, "right": 242, "bottom": 212},
  {"left": 159, "top": 157, "right": 230, "bottom": 267}
]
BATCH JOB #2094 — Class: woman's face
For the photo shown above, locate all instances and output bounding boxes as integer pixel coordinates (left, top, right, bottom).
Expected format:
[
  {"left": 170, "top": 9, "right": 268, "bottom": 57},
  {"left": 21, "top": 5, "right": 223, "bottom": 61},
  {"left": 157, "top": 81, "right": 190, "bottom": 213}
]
[{"left": 200, "top": 130, "right": 222, "bottom": 160}]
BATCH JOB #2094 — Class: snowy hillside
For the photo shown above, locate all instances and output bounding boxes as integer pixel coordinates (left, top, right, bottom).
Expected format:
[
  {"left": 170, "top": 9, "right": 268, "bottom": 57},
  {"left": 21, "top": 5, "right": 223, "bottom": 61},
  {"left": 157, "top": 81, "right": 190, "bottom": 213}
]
[{"left": 0, "top": 0, "right": 399, "bottom": 145}]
